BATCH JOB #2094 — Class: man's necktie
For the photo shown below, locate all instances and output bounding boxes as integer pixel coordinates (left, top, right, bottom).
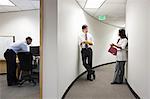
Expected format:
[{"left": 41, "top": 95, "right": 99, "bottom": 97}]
[{"left": 85, "top": 33, "right": 88, "bottom": 48}]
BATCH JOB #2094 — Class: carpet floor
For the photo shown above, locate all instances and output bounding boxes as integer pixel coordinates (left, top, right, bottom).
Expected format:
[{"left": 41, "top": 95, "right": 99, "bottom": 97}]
[
  {"left": 0, "top": 75, "right": 39, "bottom": 99},
  {"left": 64, "top": 64, "right": 135, "bottom": 99}
]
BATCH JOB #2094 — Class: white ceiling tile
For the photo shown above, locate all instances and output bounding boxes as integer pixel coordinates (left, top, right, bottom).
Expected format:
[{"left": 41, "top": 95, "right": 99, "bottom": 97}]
[
  {"left": 0, "top": 0, "right": 39, "bottom": 12},
  {"left": 85, "top": 8, "right": 97, "bottom": 15},
  {"left": 15, "top": 0, "right": 34, "bottom": 10},
  {"left": 108, "top": 0, "right": 126, "bottom": 3},
  {"left": 78, "top": 0, "right": 126, "bottom": 27},
  {"left": 95, "top": 3, "right": 125, "bottom": 16},
  {"left": 76, "top": 0, "right": 86, "bottom": 8},
  {"left": 3, "top": 6, "right": 20, "bottom": 12}
]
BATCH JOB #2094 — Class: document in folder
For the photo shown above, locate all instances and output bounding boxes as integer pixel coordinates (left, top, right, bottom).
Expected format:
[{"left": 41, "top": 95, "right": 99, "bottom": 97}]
[{"left": 108, "top": 46, "right": 117, "bottom": 55}]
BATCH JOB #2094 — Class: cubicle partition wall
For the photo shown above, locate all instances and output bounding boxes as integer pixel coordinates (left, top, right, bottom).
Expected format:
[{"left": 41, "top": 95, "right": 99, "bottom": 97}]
[{"left": 0, "top": 36, "right": 15, "bottom": 74}]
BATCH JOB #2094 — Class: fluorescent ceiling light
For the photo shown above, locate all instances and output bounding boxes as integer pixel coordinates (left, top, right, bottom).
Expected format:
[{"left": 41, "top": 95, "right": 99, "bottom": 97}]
[
  {"left": 0, "top": 0, "right": 15, "bottom": 6},
  {"left": 85, "top": 0, "right": 106, "bottom": 8}
]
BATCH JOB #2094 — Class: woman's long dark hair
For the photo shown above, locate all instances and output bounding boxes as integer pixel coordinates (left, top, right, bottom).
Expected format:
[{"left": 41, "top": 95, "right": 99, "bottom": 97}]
[
  {"left": 119, "top": 29, "right": 128, "bottom": 39},
  {"left": 117, "top": 29, "right": 128, "bottom": 43}
]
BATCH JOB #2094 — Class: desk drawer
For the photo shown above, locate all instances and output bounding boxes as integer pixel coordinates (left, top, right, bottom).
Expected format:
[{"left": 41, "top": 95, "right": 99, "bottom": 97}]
[{"left": 0, "top": 60, "right": 7, "bottom": 74}]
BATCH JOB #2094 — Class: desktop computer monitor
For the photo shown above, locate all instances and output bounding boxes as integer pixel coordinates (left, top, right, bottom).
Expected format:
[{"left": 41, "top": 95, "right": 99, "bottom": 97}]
[{"left": 30, "top": 46, "right": 40, "bottom": 56}]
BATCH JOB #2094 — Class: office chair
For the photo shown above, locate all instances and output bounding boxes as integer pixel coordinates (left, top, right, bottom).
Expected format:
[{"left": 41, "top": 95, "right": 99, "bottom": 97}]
[
  {"left": 32, "top": 56, "right": 40, "bottom": 83},
  {"left": 17, "top": 52, "right": 36, "bottom": 86}
]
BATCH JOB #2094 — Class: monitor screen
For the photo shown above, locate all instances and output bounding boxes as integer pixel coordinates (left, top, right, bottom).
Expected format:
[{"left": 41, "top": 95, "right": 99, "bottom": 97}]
[{"left": 30, "top": 46, "right": 40, "bottom": 56}]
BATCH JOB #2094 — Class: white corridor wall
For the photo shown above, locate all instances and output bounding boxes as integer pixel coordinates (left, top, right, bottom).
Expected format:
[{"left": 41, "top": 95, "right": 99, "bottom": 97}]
[
  {"left": 57, "top": 0, "right": 120, "bottom": 98},
  {"left": 43, "top": 0, "right": 120, "bottom": 98},
  {"left": 126, "top": 0, "right": 150, "bottom": 98},
  {"left": 43, "top": 0, "right": 58, "bottom": 99},
  {"left": 0, "top": 10, "right": 40, "bottom": 46}
]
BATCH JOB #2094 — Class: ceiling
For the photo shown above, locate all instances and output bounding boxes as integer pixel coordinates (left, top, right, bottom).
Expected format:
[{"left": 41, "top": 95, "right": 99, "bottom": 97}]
[
  {"left": 76, "top": 0, "right": 127, "bottom": 27},
  {"left": 0, "top": 0, "right": 40, "bottom": 13}
]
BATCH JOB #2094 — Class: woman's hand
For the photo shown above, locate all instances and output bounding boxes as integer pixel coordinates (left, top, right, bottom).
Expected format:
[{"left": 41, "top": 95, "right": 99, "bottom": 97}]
[
  {"left": 110, "top": 43, "right": 115, "bottom": 46},
  {"left": 110, "top": 43, "right": 122, "bottom": 49}
]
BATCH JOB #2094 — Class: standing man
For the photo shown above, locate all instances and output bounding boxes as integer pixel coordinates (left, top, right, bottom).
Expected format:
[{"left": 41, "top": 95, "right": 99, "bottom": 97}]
[
  {"left": 79, "top": 25, "right": 95, "bottom": 81},
  {"left": 4, "top": 37, "right": 32, "bottom": 86}
]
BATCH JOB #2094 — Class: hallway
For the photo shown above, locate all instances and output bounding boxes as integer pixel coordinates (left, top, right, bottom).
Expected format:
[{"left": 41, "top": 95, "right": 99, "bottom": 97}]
[
  {"left": 64, "top": 63, "right": 135, "bottom": 99},
  {"left": 42, "top": 0, "right": 150, "bottom": 98}
]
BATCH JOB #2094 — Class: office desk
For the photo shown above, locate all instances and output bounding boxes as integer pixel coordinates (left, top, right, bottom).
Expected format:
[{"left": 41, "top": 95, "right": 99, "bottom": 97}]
[
  {"left": 0, "top": 56, "right": 40, "bottom": 81},
  {"left": 0, "top": 59, "right": 19, "bottom": 76},
  {"left": 0, "top": 60, "right": 7, "bottom": 74}
]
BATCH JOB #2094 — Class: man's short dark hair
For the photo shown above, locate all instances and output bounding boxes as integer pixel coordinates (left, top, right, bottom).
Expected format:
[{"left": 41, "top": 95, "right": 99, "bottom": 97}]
[
  {"left": 26, "top": 36, "right": 32, "bottom": 41},
  {"left": 82, "top": 25, "right": 88, "bottom": 30}
]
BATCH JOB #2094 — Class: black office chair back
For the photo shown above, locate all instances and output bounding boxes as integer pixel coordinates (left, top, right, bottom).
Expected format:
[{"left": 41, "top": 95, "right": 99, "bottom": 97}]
[{"left": 17, "top": 52, "right": 33, "bottom": 71}]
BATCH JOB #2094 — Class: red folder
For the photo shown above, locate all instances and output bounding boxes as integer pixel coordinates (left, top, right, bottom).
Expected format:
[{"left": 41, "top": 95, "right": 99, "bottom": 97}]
[{"left": 108, "top": 46, "right": 117, "bottom": 55}]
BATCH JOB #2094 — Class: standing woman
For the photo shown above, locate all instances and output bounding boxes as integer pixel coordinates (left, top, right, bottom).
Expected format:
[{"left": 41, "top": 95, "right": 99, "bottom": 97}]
[{"left": 111, "top": 29, "right": 128, "bottom": 84}]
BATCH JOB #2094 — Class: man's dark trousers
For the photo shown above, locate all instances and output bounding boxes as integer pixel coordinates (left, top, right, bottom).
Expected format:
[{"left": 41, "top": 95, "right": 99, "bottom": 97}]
[
  {"left": 4, "top": 49, "right": 17, "bottom": 85},
  {"left": 81, "top": 48, "right": 93, "bottom": 76}
]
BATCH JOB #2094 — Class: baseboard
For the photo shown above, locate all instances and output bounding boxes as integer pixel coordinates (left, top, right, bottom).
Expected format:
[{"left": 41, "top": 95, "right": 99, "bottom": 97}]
[
  {"left": 61, "top": 62, "right": 116, "bottom": 99},
  {"left": 125, "top": 79, "right": 141, "bottom": 99},
  {"left": 0, "top": 73, "right": 7, "bottom": 75},
  {"left": 93, "top": 62, "right": 116, "bottom": 69},
  {"left": 61, "top": 71, "right": 86, "bottom": 99}
]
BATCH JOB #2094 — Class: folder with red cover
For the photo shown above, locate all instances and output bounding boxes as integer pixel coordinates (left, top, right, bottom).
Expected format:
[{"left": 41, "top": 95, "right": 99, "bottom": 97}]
[{"left": 108, "top": 46, "right": 117, "bottom": 55}]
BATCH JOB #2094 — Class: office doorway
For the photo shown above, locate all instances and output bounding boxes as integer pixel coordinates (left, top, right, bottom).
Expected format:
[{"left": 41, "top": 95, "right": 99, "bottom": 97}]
[{"left": 0, "top": 0, "right": 41, "bottom": 99}]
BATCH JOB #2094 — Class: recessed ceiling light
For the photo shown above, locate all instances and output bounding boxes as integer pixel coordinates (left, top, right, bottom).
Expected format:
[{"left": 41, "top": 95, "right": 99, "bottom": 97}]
[
  {"left": 85, "top": 0, "right": 106, "bottom": 9},
  {"left": 0, "top": 0, "right": 15, "bottom": 6}
]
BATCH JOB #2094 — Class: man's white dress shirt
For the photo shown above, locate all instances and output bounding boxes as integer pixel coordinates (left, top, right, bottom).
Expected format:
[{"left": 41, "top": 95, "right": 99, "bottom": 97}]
[
  {"left": 9, "top": 41, "right": 29, "bottom": 54},
  {"left": 79, "top": 32, "right": 94, "bottom": 48}
]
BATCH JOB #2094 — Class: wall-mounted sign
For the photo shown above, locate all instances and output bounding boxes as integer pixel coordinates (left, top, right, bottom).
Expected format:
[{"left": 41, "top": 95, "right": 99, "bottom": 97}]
[{"left": 98, "top": 15, "right": 106, "bottom": 21}]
